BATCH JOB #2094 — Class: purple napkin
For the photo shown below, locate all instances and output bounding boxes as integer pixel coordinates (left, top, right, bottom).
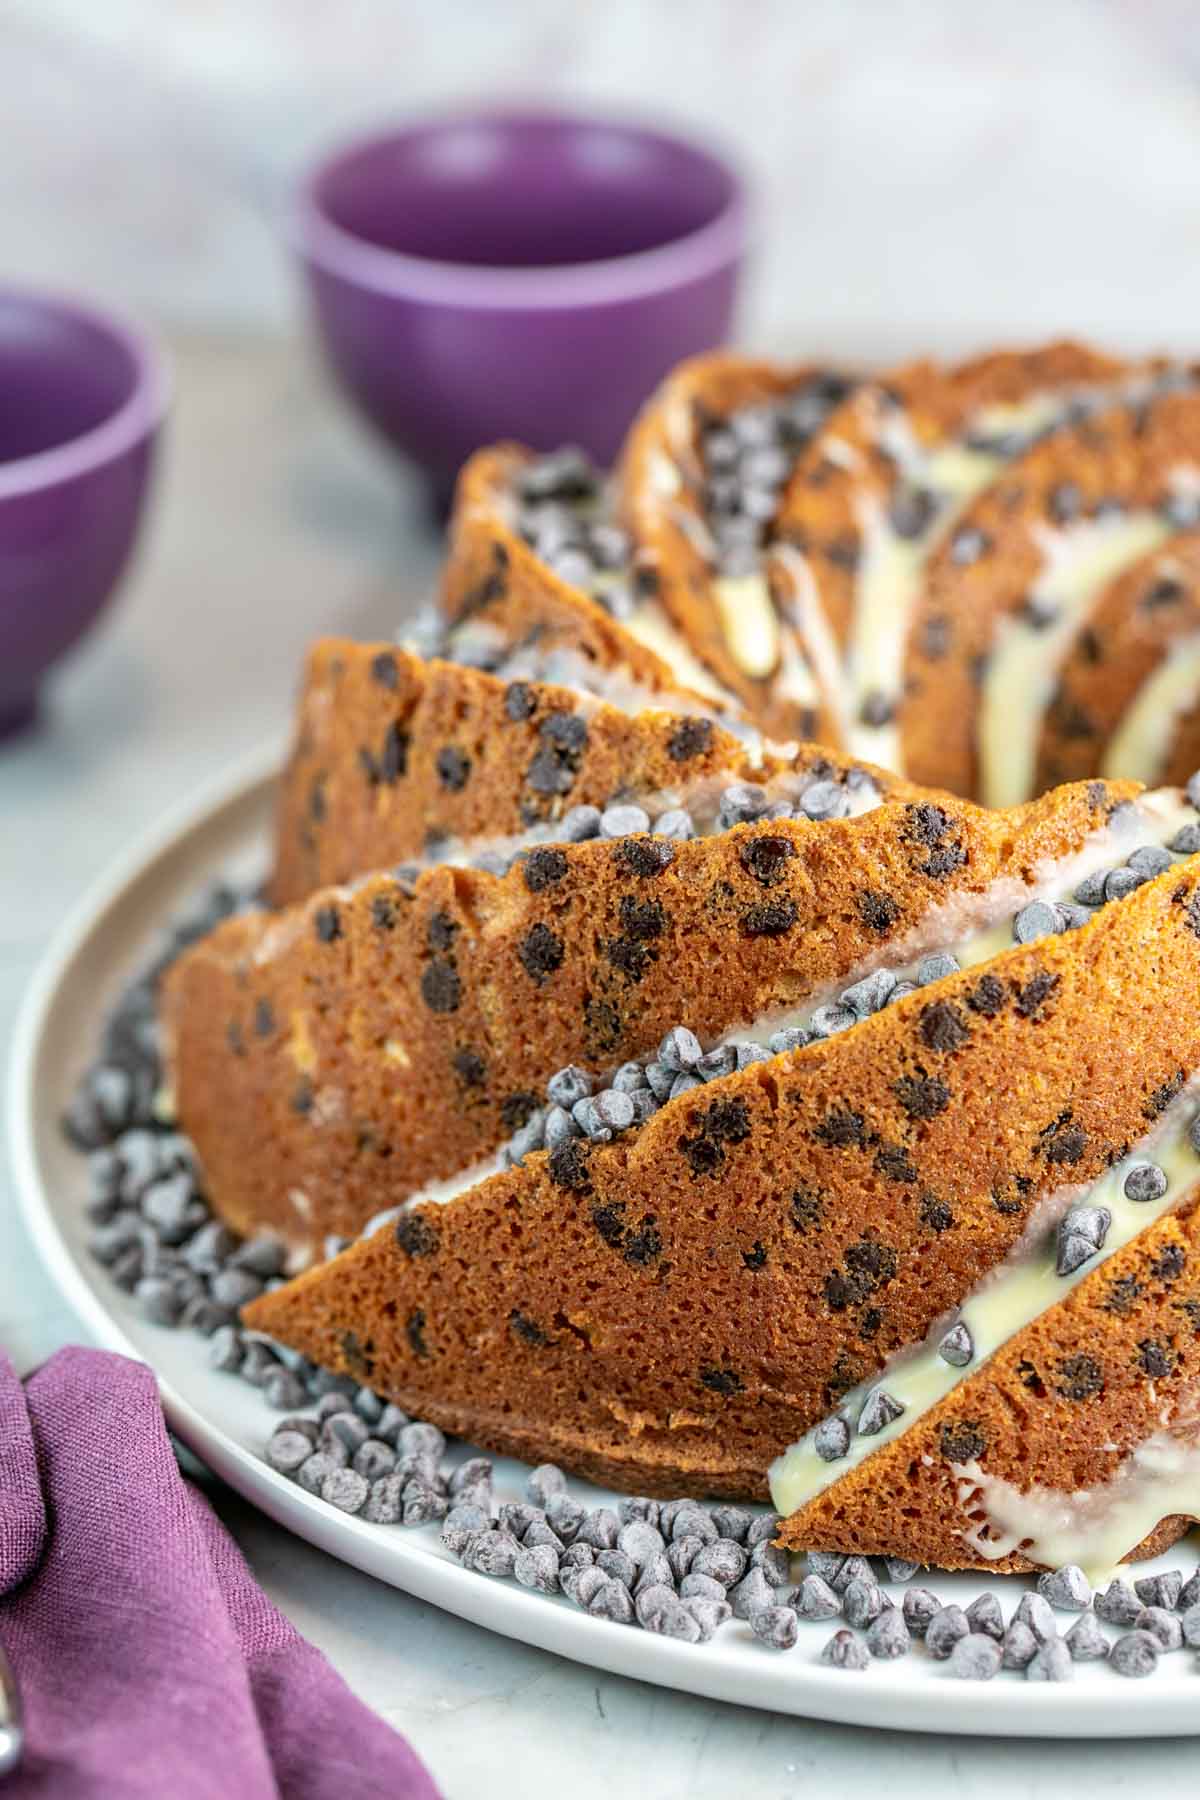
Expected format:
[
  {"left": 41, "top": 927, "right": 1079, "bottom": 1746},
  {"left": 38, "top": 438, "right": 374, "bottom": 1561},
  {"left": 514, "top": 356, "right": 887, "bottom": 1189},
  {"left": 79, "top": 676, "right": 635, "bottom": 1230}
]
[{"left": 0, "top": 1347, "right": 440, "bottom": 1799}]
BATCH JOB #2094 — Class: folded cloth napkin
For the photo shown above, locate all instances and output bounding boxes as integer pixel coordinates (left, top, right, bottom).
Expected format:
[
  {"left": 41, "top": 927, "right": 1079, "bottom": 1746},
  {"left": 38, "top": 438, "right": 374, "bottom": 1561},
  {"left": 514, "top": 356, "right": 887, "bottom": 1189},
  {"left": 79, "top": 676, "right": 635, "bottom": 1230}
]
[{"left": 0, "top": 1347, "right": 440, "bottom": 1799}]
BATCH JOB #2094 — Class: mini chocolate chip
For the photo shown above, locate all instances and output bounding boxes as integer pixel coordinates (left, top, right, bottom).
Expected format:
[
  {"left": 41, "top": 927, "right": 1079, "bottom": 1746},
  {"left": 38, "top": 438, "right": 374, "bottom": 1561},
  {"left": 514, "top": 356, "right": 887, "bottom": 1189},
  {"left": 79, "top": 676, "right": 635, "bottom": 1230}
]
[
  {"left": 966, "top": 973, "right": 1006, "bottom": 1016},
  {"left": 421, "top": 959, "right": 462, "bottom": 1013},
  {"left": 380, "top": 722, "right": 408, "bottom": 783},
  {"left": 940, "top": 1421, "right": 986, "bottom": 1462},
  {"left": 893, "top": 1072, "right": 951, "bottom": 1119},
  {"left": 436, "top": 746, "right": 471, "bottom": 791},
  {"left": 505, "top": 680, "right": 536, "bottom": 721},
  {"left": 919, "top": 1000, "right": 970, "bottom": 1052},
  {"left": 453, "top": 1048, "right": 487, "bottom": 1088},
  {"left": 395, "top": 1213, "right": 439, "bottom": 1258},
  {"left": 1056, "top": 1352, "right": 1104, "bottom": 1401},
  {"left": 518, "top": 924, "right": 564, "bottom": 981},
  {"left": 548, "top": 1140, "right": 592, "bottom": 1192},
  {"left": 739, "top": 834, "right": 797, "bottom": 887},
  {"left": 314, "top": 905, "right": 341, "bottom": 944},
  {"left": 667, "top": 718, "right": 714, "bottom": 762},
  {"left": 789, "top": 1186, "right": 824, "bottom": 1231},
  {"left": 699, "top": 1366, "right": 742, "bottom": 1396},
  {"left": 406, "top": 1308, "right": 429, "bottom": 1358},
  {"left": 253, "top": 998, "right": 275, "bottom": 1038},
  {"left": 510, "top": 1309, "right": 549, "bottom": 1348},
  {"left": 523, "top": 847, "right": 569, "bottom": 892},
  {"left": 740, "top": 900, "right": 798, "bottom": 937},
  {"left": 858, "top": 890, "right": 900, "bottom": 933},
  {"left": 613, "top": 838, "right": 674, "bottom": 877},
  {"left": 370, "top": 650, "right": 399, "bottom": 689},
  {"left": 427, "top": 910, "right": 458, "bottom": 951}
]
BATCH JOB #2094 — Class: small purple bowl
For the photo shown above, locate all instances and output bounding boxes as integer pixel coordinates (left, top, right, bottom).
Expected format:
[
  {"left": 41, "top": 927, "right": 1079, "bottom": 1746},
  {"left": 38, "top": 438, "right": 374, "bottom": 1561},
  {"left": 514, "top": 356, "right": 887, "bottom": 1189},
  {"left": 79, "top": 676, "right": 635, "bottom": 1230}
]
[
  {"left": 292, "top": 107, "right": 748, "bottom": 499},
  {"left": 0, "top": 287, "right": 168, "bottom": 739}
]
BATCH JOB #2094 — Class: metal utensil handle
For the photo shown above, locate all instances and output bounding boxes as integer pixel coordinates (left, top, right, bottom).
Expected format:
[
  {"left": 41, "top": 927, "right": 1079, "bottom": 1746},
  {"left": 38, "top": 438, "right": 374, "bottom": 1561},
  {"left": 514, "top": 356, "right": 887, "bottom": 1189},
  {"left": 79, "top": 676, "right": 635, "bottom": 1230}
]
[{"left": 0, "top": 1640, "right": 23, "bottom": 1777}]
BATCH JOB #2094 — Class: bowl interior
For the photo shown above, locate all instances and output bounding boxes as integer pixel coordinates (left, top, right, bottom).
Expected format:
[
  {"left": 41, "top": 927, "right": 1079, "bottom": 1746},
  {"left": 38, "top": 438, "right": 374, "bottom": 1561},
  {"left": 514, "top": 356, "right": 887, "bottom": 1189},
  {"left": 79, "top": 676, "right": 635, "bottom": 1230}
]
[
  {"left": 312, "top": 113, "right": 739, "bottom": 269},
  {"left": 0, "top": 294, "right": 141, "bottom": 466}
]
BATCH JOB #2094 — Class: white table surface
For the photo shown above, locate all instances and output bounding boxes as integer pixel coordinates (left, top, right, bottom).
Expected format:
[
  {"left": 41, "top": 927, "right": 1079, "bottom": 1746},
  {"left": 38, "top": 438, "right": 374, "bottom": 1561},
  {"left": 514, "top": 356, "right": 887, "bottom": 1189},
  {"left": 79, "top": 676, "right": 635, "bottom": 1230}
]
[{"left": 2, "top": 333, "right": 1197, "bottom": 1798}]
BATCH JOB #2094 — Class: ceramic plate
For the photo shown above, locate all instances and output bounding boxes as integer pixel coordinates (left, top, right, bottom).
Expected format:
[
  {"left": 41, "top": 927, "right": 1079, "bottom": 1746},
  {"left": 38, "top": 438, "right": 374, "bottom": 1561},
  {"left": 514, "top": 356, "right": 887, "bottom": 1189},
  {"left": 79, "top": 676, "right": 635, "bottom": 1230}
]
[{"left": 9, "top": 747, "right": 1200, "bottom": 1738}]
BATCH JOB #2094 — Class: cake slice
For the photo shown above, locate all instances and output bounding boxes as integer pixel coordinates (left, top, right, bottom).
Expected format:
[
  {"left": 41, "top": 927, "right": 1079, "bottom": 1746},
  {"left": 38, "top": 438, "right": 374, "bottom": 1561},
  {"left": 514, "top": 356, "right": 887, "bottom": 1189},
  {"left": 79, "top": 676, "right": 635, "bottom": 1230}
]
[
  {"left": 902, "top": 376, "right": 1200, "bottom": 806},
  {"left": 169, "top": 758, "right": 1182, "bottom": 1260},
  {"left": 172, "top": 703, "right": 932, "bottom": 1254},
  {"left": 270, "top": 639, "right": 760, "bottom": 904},
  {"left": 241, "top": 811, "right": 1200, "bottom": 1507},
  {"left": 773, "top": 1188, "right": 1200, "bottom": 1571},
  {"left": 438, "top": 355, "right": 856, "bottom": 743},
  {"left": 1033, "top": 530, "right": 1200, "bottom": 794}
]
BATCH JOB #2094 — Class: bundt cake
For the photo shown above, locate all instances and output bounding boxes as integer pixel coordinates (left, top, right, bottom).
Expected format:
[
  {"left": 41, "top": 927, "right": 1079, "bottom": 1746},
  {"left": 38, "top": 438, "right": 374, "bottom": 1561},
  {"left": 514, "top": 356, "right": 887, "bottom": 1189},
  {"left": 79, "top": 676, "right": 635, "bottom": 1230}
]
[
  {"left": 158, "top": 336, "right": 1200, "bottom": 1576},
  {"left": 240, "top": 805, "right": 1200, "bottom": 1553},
  {"left": 435, "top": 342, "right": 1200, "bottom": 808},
  {"left": 167, "top": 646, "right": 933, "bottom": 1253}
]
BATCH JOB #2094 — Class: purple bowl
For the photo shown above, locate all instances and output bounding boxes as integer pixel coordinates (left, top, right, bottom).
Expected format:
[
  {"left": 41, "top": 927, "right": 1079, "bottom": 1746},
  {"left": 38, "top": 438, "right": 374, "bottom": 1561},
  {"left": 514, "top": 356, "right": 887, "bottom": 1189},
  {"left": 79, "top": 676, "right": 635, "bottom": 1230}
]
[
  {"left": 292, "top": 107, "right": 748, "bottom": 498},
  {"left": 0, "top": 287, "right": 168, "bottom": 739}
]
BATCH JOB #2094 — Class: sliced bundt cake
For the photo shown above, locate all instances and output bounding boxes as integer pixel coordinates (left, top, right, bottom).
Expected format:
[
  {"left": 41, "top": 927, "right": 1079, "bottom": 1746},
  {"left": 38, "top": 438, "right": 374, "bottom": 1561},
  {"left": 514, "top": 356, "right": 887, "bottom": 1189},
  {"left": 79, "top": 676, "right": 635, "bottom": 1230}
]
[
  {"left": 271, "top": 639, "right": 761, "bottom": 904},
  {"left": 772, "top": 1192, "right": 1200, "bottom": 1572},
  {"left": 438, "top": 356, "right": 856, "bottom": 743},
  {"left": 241, "top": 821, "right": 1200, "bottom": 1539},
  {"left": 433, "top": 342, "right": 1200, "bottom": 807},
  {"left": 168, "top": 766, "right": 959, "bottom": 1255}
]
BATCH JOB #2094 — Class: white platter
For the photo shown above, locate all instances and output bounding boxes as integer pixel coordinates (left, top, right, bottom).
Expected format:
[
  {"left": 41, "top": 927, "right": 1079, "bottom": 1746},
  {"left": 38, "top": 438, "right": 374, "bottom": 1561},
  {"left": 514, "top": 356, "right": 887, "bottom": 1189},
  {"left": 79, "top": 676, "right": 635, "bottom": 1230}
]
[{"left": 9, "top": 746, "right": 1200, "bottom": 1738}]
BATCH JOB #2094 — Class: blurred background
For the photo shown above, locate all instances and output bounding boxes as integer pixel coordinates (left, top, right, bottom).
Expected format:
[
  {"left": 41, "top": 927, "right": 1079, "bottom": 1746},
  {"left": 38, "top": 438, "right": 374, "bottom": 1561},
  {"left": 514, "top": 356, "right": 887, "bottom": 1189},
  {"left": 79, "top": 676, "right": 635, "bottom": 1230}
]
[{"left": 8, "top": 0, "right": 1200, "bottom": 355}]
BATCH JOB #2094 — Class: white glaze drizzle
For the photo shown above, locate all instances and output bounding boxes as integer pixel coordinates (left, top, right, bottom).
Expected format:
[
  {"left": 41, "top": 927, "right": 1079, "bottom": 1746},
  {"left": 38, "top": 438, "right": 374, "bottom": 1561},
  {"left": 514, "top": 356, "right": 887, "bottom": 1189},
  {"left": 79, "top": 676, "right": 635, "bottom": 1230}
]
[
  {"left": 954, "top": 1419, "right": 1200, "bottom": 1578},
  {"left": 978, "top": 507, "right": 1177, "bottom": 810},
  {"left": 1102, "top": 630, "right": 1200, "bottom": 787},
  {"left": 769, "top": 1082, "right": 1200, "bottom": 1525}
]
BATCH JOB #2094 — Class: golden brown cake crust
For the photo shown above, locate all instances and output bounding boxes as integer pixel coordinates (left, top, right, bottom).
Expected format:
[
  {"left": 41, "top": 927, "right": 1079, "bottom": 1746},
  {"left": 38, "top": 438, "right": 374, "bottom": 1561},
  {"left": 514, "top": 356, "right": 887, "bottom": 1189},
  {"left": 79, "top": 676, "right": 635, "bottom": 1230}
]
[
  {"left": 168, "top": 750, "right": 998, "bottom": 1255},
  {"left": 270, "top": 640, "right": 757, "bottom": 905},
  {"left": 1033, "top": 532, "right": 1200, "bottom": 792},
  {"left": 615, "top": 352, "right": 846, "bottom": 742},
  {"left": 777, "top": 1194, "right": 1200, "bottom": 1570},
  {"left": 903, "top": 385, "right": 1200, "bottom": 797},
  {"left": 773, "top": 342, "right": 1128, "bottom": 669},
  {"left": 242, "top": 847, "right": 1200, "bottom": 1501},
  {"left": 440, "top": 444, "right": 709, "bottom": 702}
]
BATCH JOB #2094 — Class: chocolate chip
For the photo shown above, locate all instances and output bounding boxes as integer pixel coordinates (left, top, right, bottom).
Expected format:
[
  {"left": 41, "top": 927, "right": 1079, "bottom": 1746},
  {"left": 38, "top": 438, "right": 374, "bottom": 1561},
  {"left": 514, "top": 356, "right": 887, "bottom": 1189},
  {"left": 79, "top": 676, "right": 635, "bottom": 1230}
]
[
  {"left": 523, "top": 847, "right": 569, "bottom": 892},
  {"left": 380, "top": 722, "right": 408, "bottom": 783},
  {"left": 739, "top": 834, "right": 796, "bottom": 886},
  {"left": 518, "top": 924, "right": 564, "bottom": 982},
  {"left": 939, "top": 1421, "right": 986, "bottom": 1462},
  {"left": 857, "top": 1387, "right": 904, "bottom": 1435},
  {"left": 613, "top": 837, "right": 674, "bottom": 877},
  {"left": 504, "top": 680, "right": 536, "bottom": 721},
  {"left": 699, "top": 1366, "right": 742, "bottom": 1396},
  {"left": 1056, "top": 1352, "right": 1103, "bottom": 1401},
  {"left": 857, "top": 890, "right": 900, "bottom": 933},
  {"left": 421, "top": 959, "right": 462, "bottom": 1013},
  {"left": 741, "top": 900, "right": 798, "bottom": 937},
  {"left": 314, "top": 905, "right": 341, "bottom": 944},
  {"left": 405, "top": 1308, "right": 429, "bottom": 1358},
  {"left": 453, "top": 1047, "right": 487, "bottom": 1088},
  {"left": 919, "top": 1000, "right": 970, "bottom": 1052},
  {"left": 667, "top": 718, "right": 714, "bottom": 762},
  {"left": 1014, "top": 970, "right": 1059, "bottom": 1018},
  {"left": 370, "top": 650, "right": 399, "bottom": 689},
  {"left": 395, "top": 1213, "right": 439, "bottom": 1258},
  {"left": 893, "top": 1073, "right": 951, "bottom": 1120}
]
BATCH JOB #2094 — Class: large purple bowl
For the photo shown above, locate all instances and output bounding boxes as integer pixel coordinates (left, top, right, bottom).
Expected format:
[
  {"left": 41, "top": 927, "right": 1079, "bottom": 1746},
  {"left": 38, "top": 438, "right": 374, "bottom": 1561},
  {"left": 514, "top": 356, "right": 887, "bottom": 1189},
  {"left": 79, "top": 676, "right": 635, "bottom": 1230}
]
[
  {"left": 0, "top": 288, "right": 168, "bottom": 738},
  {"left": 292, "top": 108, "right": 749, "bottom": 498}
]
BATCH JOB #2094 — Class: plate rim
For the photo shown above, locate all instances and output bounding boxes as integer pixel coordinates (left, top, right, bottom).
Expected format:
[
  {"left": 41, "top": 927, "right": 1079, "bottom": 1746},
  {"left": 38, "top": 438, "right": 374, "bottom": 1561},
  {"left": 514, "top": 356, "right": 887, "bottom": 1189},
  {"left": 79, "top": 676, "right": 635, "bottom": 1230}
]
[{"left": 9, "top": 747, "right": 1200, "bottom": 1739}]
